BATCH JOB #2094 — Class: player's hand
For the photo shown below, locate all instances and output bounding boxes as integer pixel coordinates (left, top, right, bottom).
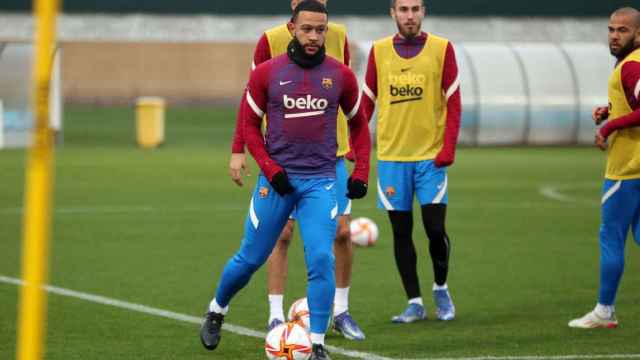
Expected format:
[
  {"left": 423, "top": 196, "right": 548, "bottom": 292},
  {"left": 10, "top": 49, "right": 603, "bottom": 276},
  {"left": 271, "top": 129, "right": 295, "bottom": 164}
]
[
  {"left": 229, "top": 153, "right": 250, "bottom": 187},
  {"left": 346, "top": 177, "right": 368, "bottom": 199},
  {"left": 595, "top": 130, "right": 607, "bottom": 151},
  {"left": 434, "top": 150, "right": 454, "bottom": 168},
  {"left": 592, "top": 106, "right": 609, "bottom": 126},
  {"left": 269, "top": 171, "right": 294, "bottom": 196}
]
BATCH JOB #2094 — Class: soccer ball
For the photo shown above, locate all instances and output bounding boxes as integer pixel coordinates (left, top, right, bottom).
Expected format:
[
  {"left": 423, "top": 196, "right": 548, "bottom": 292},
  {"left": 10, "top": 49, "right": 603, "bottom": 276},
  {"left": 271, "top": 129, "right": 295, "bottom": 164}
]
[
  {"left": 350, "top": 217, "right": 378, "bottom": 247},
  {"left": 265, "top": 322, "right": 312, "bottom": 360},
  {"left": 287, "top": 297, "right": 311, "bottom": 332}
]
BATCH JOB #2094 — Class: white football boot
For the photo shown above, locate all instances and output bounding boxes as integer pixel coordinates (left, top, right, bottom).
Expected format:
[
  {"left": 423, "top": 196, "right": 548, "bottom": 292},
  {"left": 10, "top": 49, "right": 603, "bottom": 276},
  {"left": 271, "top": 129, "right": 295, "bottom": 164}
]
[{"left": 568, "top": 306, "right": 618, "bottom": 329}]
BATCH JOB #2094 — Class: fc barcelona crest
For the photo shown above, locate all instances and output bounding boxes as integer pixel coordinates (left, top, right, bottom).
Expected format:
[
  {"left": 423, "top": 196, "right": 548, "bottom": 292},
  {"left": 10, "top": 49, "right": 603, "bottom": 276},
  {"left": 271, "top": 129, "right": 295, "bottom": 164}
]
[
  {"left": 322, "top": 78, "right": 333, "bottom": 89},
  {"left": 385, "top": 186, "right": 396, "bottom": 197}
]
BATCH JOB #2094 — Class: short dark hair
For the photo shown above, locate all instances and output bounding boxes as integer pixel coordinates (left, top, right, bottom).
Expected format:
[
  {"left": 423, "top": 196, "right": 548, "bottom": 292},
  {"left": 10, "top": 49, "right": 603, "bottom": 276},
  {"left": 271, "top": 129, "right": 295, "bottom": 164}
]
[
  {"left": 612, "top": 7, "right": 640, "bottom": 28},
  {"left": 292, "top": 0, "right": 329, "bottom": 23},
  {"left": 390, "top": 0, "right": 425, "bottom": 9}
]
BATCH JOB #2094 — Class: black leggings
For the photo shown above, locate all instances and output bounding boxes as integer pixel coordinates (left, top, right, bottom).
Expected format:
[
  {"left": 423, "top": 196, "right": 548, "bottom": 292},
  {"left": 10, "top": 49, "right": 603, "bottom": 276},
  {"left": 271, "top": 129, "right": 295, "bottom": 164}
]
[{"left": 388, "top": 204, "right": 451, "bottom": 299}]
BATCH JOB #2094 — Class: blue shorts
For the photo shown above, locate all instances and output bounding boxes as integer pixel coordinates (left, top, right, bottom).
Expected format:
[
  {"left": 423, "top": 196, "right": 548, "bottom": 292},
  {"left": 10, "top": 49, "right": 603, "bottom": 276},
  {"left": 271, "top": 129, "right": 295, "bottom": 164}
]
[
  {"left": 291, "top": 157, "right": 351, "bottom": 219},
  {"left": 376, "top": 160, "right": 448, "bottom": 211},
  {"left": 601, "top": 179, "right": 640, "bottom": 241}
]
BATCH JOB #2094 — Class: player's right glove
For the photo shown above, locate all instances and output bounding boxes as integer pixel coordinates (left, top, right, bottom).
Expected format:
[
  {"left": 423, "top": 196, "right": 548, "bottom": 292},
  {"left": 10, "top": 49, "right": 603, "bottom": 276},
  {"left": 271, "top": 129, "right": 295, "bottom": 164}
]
[
  {"left": 346, "top": 177, "right": 368, "bottom": 199},
  {"left": 269, "top": 171, "right": 294, "bottom": 196}
]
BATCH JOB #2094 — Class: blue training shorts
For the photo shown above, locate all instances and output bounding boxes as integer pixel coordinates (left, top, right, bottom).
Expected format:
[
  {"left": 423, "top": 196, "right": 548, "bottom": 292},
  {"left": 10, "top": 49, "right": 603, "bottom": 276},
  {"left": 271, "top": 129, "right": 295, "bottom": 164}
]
[{"left": 376, "top": 159, "right": 448, "bottom": 211}]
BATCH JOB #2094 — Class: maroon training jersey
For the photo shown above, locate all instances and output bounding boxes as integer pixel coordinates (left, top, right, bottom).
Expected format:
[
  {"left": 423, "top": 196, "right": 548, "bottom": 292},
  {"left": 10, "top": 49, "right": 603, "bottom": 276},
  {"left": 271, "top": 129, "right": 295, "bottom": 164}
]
[{"left": 242, "top": 54, "right": 370, "bottom": 181}]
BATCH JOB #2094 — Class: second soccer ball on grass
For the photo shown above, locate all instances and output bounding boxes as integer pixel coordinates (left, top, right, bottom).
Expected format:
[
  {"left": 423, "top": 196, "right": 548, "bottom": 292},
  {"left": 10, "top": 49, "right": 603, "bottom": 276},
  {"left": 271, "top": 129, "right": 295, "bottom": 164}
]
[{"left": 350, "top": 217, "right": 378, "bottom": 247}]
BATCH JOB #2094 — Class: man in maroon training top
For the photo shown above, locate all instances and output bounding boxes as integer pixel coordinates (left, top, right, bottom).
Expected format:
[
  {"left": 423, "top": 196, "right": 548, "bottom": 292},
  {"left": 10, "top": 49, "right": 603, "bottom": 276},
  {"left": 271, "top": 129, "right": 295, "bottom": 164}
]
[{"left": 200, "top": 2, "right": 371, "bottom": 359}]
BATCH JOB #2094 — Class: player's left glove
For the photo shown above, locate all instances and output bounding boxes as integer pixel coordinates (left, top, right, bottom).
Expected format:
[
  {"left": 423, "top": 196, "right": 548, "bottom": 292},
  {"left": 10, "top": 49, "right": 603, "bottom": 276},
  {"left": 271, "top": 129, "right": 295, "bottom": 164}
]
[
  {"left": 346, "top": 177, "right": 368, "bottom": 199},
  {"left": 270, "top": 171, "right": 294, "bottom": 196}
]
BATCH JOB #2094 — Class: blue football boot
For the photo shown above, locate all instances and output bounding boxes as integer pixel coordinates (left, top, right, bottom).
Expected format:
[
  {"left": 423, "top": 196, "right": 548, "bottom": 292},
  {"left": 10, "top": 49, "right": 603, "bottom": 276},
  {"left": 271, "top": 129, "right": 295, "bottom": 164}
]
[
  {"left": 391, "top": 303, "right": 426, "bottom": 323},
  {"left": 332, "top": 312, "right": 366, "bottom": 340},
  {"left": 433, "top": 288, "right": 455, "bottom": 321}
]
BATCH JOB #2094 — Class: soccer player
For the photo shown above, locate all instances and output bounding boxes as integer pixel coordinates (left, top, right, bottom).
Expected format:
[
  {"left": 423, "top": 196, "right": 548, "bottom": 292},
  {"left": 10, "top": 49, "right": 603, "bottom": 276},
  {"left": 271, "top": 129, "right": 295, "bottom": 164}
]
[
  {"left": 360, "top": 0, "right": 461, "bottom": 323},
  {"left": 569, "top": 7, "right": 640, "bottom": 329},
  {"left": 228, "top": 0, "right": 367, "bottom": 340},
  {"left": 200, "top": 1, "right": 371, "bottom": 359}
]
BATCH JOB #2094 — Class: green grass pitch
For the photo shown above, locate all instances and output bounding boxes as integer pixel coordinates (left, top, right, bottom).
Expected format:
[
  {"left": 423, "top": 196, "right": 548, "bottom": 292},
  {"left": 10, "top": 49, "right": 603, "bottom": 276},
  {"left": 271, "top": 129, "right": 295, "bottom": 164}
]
[{"left": 0, "top": 105, "right": 638, "bottom": 359}]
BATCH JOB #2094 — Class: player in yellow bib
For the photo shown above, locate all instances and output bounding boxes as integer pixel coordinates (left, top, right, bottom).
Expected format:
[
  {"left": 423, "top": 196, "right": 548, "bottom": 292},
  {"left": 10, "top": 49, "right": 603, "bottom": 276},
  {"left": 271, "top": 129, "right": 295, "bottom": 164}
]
[
  {"left": 228, "top": 0, "right": 366, "bottom": 340},
  {"left": 361, "top": 0, "right": 461, "bottom": 323},
  {"left": 569, "top": 7, "right": 640, "bottom": 329}
]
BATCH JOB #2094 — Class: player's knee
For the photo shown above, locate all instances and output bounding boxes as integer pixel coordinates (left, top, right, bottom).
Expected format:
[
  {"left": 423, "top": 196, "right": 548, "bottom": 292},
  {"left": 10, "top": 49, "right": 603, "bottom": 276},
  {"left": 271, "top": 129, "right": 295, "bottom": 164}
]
[
  {"left": 308, "top": 250, "right": 335, "bottom": 274},
  {"left": 421, "top": 204, "right": 447, "bottom": 240},
  {"left": 425, "top": 224, "right": 446, "bottom": 242},
  {"left": 276, "top": 221, "right": 295, "bottom": 247},
  {"left": 392, "top": 226, "right": 412, "bottom": 239},
  {"left": 335, "top": 222, "right": 351, "bottom": 245},
  {"left": 601, "top": 255, "right": 624, "bottom": 272},
  {"left": 388, "top": 211, "right": 413, "bottom": 238},
  {"left": 232, "top": 252, "right": 263, "bottom": 273}
]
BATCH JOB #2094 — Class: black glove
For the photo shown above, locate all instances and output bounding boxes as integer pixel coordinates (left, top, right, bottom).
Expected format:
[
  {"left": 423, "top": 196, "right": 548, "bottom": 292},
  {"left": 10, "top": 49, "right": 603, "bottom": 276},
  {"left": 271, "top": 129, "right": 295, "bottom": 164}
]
[
  {"left": 270, "top": 171, "right": 294, "bottom": 196},
  {"left": 346, "top": 177, "right": 368, "bottom": 199}
]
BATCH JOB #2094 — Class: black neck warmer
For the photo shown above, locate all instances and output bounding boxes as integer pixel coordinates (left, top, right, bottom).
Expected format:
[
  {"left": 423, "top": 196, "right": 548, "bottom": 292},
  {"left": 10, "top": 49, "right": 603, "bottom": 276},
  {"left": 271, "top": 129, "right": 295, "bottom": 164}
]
[{"left": 287, "top": 38, "right": 326, "bottom": 69}]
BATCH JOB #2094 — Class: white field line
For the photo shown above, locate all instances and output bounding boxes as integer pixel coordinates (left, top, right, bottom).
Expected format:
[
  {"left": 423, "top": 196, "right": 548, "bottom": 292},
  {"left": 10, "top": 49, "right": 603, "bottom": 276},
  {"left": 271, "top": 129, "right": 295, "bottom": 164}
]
[
  {"left": 539, "top": 186, "right": 579, "bottom": 203},
  {"left": 2, "top": 275, "right": 639, "bottom": 360},
  {"left": 538, "top": 184, "right": 599, "bottom": 205},
  {"left": 0, "top": 275, "right": 391, "bottom": 360}
]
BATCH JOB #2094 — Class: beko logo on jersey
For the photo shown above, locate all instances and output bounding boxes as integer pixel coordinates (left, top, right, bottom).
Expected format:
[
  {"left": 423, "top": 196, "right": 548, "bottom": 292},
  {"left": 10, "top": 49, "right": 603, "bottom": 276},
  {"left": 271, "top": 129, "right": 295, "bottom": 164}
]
[
  {"left": 283, "top": 95, "right": 329, "bottom": 111},
  {"left": 283, "top": 95, "right": 329, "bottom": 118},
  {"left": 389, "top": 72, "right": 426, "bottom": 105},
  {"left": 390, "top": 84, "right": 424, "bottom": 97}
]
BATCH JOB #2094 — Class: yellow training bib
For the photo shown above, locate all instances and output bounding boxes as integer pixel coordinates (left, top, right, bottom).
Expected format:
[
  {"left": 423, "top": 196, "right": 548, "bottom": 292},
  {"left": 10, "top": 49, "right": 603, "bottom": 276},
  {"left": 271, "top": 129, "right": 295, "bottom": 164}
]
[
  {"left": 373, "top": 33, "right": 449, "bottom": 161},
  {"left": 606, "top": 48, "right": 640, "bottom": 180}
]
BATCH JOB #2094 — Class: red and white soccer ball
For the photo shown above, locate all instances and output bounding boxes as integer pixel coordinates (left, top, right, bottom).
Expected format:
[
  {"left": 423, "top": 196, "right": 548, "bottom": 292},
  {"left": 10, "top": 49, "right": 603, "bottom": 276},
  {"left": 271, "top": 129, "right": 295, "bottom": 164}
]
[
  {"left": 350, "top": 217, "right": 378, "bottom": 247},
  {"left": 265, "top": 322, "right": 312, "bottom": 360},
  {"left": 287, "top": 297, "right": 311, "bottom": 332}
]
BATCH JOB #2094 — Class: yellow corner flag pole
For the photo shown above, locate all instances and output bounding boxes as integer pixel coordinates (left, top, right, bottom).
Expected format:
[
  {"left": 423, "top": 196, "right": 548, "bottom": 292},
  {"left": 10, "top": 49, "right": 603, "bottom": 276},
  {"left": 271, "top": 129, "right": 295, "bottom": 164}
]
[{"left": 17, "top": 0, "right": 60, "bottom": 359}]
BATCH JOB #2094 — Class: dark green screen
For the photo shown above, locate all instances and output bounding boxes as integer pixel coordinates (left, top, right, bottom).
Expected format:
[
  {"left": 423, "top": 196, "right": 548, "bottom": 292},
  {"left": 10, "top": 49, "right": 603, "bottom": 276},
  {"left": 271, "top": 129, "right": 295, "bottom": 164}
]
[{"left": 0, "top": 0, "right": 630, "bottom": 16}]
